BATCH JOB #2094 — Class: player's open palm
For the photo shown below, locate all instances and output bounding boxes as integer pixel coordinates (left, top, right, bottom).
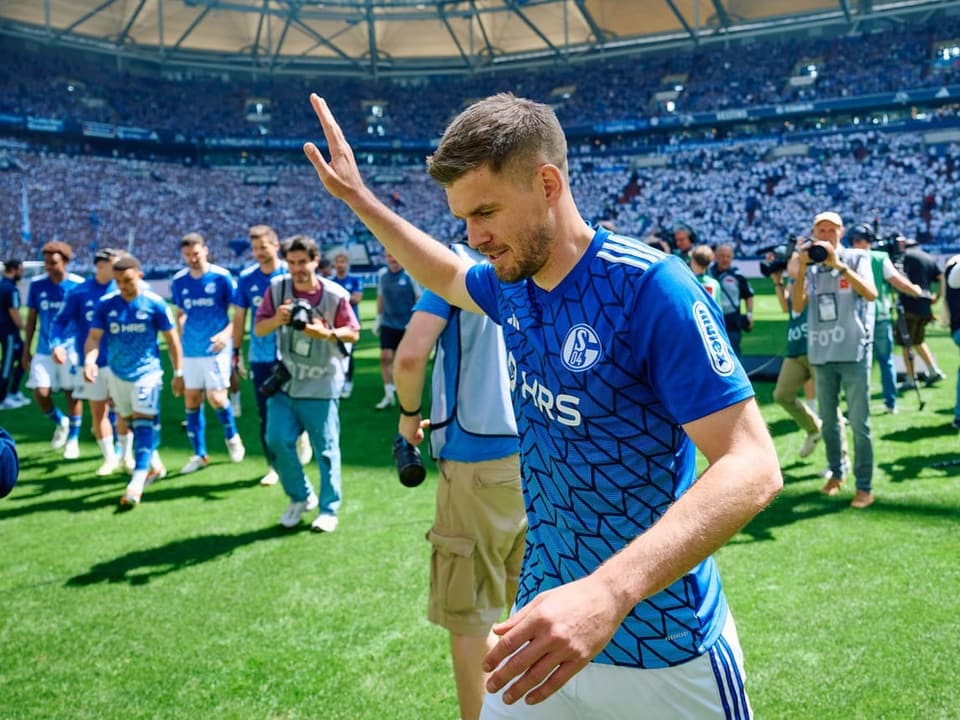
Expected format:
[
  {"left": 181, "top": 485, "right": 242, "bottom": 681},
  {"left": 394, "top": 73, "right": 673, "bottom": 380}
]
[
  {"left": 484, "top": 575, "right": 623, "bottom": 706},
  {"left": 304, "top": 94, "right": 364, "bottom": 202}
]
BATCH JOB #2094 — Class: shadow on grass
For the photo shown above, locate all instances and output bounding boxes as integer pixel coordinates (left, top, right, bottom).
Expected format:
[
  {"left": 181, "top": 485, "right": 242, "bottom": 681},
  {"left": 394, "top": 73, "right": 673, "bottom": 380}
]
[
  {"left": 65, "top": 525, "right": 286, "bottom": 586},
  {"left": 879, "top": 451, "right": 960, "bottom": 482},
  {"left": 0, "top": 477, "right": 256, "bottom": 521},
  {"left": 731, "top": 490, "right": 849, "bottom": 543},
  {"left": 880, "top": 423, "right": 959, "bottom": 443}
]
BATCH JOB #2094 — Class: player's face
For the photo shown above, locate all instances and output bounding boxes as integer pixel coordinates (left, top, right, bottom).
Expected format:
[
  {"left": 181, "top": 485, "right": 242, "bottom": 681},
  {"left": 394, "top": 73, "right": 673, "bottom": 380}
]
[
  {"left": 250, "top": 236, "right": 279, "bottom": 267},
  {"left": 94, "top": 260, "right": 114, "bottom": 284},
  {"left": 385, "top": 253, "right": 402, "bottom": 273},
  {"left": 181, "top": 243, "right": 208, "bottom": 271},
  {"left": 285, "top": 250, "right": 318, "bottom": 288},
  {"left": 43, "top": 252, "right": 66, "bottom": 281},
  {"left": 334, "top": 255, "right": 349, "bottom": 276},
  {"left": 675, "top": 230, "right": 692, "bottom": 250},
  {"left": 447, "top": 164, "right": 553, "bottom": 283},
  {"left": 114, "top": 268, "right": 142, "bottom": 300}
]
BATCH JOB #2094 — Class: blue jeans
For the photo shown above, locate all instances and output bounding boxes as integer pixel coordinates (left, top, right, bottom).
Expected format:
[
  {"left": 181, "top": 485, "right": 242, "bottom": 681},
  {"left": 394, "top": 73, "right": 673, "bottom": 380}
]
[
  {"left": 953, "top": 329, "right": 960, "bottom": 422},
  {"left": 265, "top": 392, "right": 342, "bottom": 515},
  {"left": 873, "top": 319, "right": 897, "bottom": 411},
  {"left": 250, "top": 361, "right": 277, "bottom": 467},
  {"left": 815, "top": 360, "right": 873, "bottom": 492}
]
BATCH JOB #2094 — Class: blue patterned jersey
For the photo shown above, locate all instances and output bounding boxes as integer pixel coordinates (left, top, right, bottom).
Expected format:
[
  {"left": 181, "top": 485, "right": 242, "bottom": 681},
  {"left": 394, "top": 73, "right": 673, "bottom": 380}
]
[
  {"left": 91, "top": 289, "right": 174, "bottom": 381},
  {"left": 234, "top": 262, "right": 286, "bottom": 364},
  {"left": 51, "top": 278, "right": 116, "bottom": 366},
  {"left": 331, "top": 273, "right": 363, "bottom": 311},
  {"left": 170, "top": 265, "right": 236, "bottom": 358},
  {"left": 465, "top": 226, "right": 753, "bottom": 669},
  {"left": 26, "top": 273, "right": 84, "bottom": 355}
]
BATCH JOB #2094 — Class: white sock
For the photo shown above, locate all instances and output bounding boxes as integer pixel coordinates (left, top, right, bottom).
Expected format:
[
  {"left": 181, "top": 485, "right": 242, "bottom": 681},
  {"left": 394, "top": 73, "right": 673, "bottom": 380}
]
[
  {"left": 385, "top": 383, "right": 395, "bottom": 397},
  {"left": 121, "top": 433, "right": 134, "bottom": 462},
  {"left": 150, "top": 451, "right": 164, "bottom": 471},
  {"left": 97, "top": 436, "right": 117, "bottom": 461},
  {"left": 127, "top": 472, "right": 147, "bottom": 498}
]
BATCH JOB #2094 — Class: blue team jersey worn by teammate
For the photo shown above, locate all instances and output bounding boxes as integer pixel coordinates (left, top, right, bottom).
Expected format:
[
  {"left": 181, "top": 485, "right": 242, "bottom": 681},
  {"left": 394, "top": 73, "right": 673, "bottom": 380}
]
[
  {"left": 51, "top": 278, "right": 116, "bottom": 366},
  {"left": 91, "top": 289, "right": 173, "bottom": 381},
  {"left": 465, "top": 226, "right": 754, "bottom": 670},
  {"left": 234, "top": 262, "right": 286, "bottom": 364},
  {"left": 170, "top": 265, "right": 236, "bottom": 357},
  {"left": 0, "top": 278, "right": 20, "bottom": 334},
  {"left": 26, "top": 274, "right": 84, "bottom": 355},
  {"left": 331, "top": 273, "right": 363, "bottom": 307}
]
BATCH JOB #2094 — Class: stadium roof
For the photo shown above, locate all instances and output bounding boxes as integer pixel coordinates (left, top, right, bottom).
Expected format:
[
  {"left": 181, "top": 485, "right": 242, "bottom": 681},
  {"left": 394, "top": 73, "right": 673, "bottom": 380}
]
[{"left": 0, "top": 0, "right": 958, "bottom": 76}]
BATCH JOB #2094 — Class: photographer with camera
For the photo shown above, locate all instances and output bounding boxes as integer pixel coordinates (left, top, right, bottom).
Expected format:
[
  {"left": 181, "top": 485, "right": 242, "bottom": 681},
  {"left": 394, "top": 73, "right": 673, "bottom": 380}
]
[
  {"left": 793, "top": 212, "right": 878, "bottom": 508},
  {"left": 392, "top": 244, "right": 526, "bottom": 720},
  {"left": 898, "top": 238, "right": 946, "bottom": 390},
  {"left": 708, "top": 243, "right": 755, "bottom": 357},
  {"left": 254, "top": 235, "right": 360, "bottom": 531}
]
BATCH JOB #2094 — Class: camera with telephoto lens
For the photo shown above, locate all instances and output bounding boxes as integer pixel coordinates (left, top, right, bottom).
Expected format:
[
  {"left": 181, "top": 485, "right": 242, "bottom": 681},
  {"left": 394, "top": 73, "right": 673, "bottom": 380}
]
[
  {"left": 393, "top": 433, "right": 426, "bottom": 488},
  {"left": 759, "top": 235, "right": 798, "bottom": 277},
  {"left": 806, "top": 243, "right": 829, "bottom": 264},
  {"left": 259, "top": 362, "right": 291, "bottom": 398},
  {"left": 288, "top": 298, "right": 314, "bottom": 331}
]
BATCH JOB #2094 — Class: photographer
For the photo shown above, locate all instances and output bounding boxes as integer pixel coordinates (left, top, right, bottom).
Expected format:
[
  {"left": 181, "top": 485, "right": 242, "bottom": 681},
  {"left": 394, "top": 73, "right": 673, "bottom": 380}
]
[
  {"left": 793, "top": 212, "right": 878, "bottom": 509},
  {"left": 708, "top": 243, "right": 755, "bottom": 357},
  {"left": 898, "top": 238, "right": 946, "bottom": 389},
  {"left": 254, "top": 235, "right": 360, "bottom": 532}
]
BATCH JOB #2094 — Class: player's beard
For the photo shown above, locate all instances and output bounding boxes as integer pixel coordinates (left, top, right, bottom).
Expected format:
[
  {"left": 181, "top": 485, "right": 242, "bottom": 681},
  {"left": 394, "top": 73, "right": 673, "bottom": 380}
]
[{"left": 493, "top": 221, "right": 553, "bottom": 283}]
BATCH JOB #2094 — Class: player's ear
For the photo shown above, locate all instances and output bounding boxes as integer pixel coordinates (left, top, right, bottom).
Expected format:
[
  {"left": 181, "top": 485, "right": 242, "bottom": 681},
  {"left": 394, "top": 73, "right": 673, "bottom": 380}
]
[{"left": 538, "top": 163, "right": 564, "bottom": 204}]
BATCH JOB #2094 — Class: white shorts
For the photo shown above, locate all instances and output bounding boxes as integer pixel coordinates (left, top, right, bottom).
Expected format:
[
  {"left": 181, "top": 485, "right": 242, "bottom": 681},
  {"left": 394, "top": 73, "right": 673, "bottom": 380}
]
[
  {"left": 27, "top": 353, "right": 81, "bottom": 393},
  {"left": 107, "top": 370, "right": 163, "bottom": 418},
  {"left": 480, "top": 611, "right": 751, "bottom": 720},
  {"left": 183, "top": 349, "right": 231, "bottom": 391},
  {"left": 74, "top": 366, "right": 112, "bottom": 402}
]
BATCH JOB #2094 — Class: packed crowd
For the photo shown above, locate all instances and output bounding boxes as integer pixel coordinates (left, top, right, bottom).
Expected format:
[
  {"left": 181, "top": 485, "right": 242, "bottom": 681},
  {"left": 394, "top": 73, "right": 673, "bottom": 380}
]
[
  {"left": 4, "top": 127, "right": 958, "bottom": 269},
  {"left": 2, "top": 15, "right": 960, "bottom": 141}
]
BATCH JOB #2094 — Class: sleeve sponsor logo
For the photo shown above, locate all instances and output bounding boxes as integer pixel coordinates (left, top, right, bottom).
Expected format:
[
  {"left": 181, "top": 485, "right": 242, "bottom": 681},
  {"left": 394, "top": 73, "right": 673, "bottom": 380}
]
[{"left": 693, "top": 301, "right": 735, "bottom": 377}]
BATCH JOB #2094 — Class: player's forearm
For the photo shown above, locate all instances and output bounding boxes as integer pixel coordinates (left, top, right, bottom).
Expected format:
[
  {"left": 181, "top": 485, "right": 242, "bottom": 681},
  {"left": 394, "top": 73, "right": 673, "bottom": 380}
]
[
  {"left": 592, "top": 437, "right": 780, "bottom": 616},
  {"left": 231, "top": 309, "right": 246, "bottom": 348},
  {"left": 392, "top": 355, "right": 428, "bottom": 414},
  {"left": 253, "top": 314, "right": 282, "bottom": 337}
]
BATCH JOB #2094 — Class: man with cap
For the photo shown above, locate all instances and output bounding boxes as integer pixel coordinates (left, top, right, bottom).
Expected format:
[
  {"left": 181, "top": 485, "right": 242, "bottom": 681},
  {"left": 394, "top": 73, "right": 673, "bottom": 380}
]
[
  {"left": 847, "top": 225, "right": 923, "bottom": 415},
  {"left": 793, "top": 212, "right": 878, "bottom": 508}
]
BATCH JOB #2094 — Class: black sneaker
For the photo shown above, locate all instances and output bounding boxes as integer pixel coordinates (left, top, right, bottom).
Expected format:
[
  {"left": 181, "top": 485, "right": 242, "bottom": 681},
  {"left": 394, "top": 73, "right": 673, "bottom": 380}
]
[{"left": 925, "top": 370, "right": 946, "bottom": 388}]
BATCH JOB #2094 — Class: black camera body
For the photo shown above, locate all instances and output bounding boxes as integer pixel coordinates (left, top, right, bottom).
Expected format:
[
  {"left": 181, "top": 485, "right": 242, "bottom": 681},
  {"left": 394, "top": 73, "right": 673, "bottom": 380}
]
[
  {"left": 759, "top": 236, "right": 798, "bottom": 277},
  {"left": 259, "top": 362, "right": 291, "bottom": 397},
  {"left": 807, "top": 244, "right": 829, "bottom": 264},
  {"left": 393, "top": 433, "right": 426, "bottom": 488},
  {"left": 288, "top": 298, "right": 314, "bottom": 331}
]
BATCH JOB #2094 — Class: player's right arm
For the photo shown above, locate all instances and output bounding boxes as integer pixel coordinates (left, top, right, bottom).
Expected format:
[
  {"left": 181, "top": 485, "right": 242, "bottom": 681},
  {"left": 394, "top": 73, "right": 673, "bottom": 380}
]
[
  {"left": 162, "top": 326, "right": 184, "bottom": 397},
  {"left": 83, "top": 327, "right": 103, "bottom": 382},
  {"left": 393, "top": 310, "right": 446, "bottom": 446},
  {"left": 22, "top": 308, "right": 36, "bottom": 368},
  {"left": 304, "top": 94, "right": 479, "bottom": 314}
]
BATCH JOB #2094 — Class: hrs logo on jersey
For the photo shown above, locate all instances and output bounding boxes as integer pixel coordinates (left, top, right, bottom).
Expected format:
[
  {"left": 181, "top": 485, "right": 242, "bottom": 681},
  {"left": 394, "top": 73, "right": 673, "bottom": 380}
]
[
  {"left": 508, "top": 352, "right": 582, "bottom": 427},
  {"left": 692, "top": 301, "right": 735, "bottom": 377},
  {"left": 561, "top": 324, "right": 602, "bottom": 372}
]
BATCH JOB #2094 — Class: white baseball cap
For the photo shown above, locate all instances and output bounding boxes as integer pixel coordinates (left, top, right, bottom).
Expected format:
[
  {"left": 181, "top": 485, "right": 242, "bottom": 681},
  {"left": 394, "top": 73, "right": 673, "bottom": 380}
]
[{"left": 813, "top": 211, "right": 843, "bottom": 227}]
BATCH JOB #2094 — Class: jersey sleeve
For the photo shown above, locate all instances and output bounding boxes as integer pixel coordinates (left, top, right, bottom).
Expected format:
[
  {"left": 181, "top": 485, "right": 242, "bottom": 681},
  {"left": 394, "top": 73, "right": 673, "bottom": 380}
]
[
  {"left": 633, "top": 259, "right": 754, "bottom": 425},
  {"left": 464, "top": 263, "right": 501, "bottom": 323},
  {"left": 154, "top": 297, "right": 174, "bottom": 332},
  {"left": 233, "top": 275, "right": 250, "bottom": 309},
  {"left": 26, "top": 281, "right": 38, "bottom": 311},
  {"left": 413, "top": 289, "right": 453, "bottom": 321}
]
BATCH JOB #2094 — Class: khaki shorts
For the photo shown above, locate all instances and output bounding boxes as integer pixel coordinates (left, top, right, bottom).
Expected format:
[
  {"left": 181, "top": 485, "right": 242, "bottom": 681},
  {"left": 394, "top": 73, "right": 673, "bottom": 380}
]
[
  {"left": 427, "top": 453, "right": 527, "bottom": 637},
  {"left": 901, "top": 313, "right": 932, "bottom": 346}
]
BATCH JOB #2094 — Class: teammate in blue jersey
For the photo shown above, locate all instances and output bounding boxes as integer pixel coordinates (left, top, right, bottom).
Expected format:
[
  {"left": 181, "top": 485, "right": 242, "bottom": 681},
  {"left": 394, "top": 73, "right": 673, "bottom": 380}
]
[
  {"left": 23, "top": 242, "right": 85, "bottom": 455},
  {"left": 0, "top": 259, "right": 28, "bottom": 410},
  {"left": 231, "top": 224, "right": 305, "bottom": 487},
  {"left": 330, "top": 250, "right": 363, "bottom": 398},
  {"left": 306, "top": 94, "right": 782, "bottom": 719},
  {"left": 51, "top": 248, "right": 121, "bottom": 472},
  {"left": 84, "top": 253, "right": 184, "bottom": 508},
  {"left": 171, "top": 233, "right": 244, "bottom": 474}
]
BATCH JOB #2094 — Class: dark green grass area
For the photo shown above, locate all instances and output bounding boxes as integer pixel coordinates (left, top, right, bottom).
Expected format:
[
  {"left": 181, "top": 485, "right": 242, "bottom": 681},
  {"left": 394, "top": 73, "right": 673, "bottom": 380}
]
[{"left": 1, "top": 292, "right": 958, "bottom": 719}]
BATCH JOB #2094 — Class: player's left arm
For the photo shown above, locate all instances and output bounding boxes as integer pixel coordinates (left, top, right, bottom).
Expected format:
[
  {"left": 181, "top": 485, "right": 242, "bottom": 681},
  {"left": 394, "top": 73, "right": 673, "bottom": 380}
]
[
  {"left": 162, "top": 326, "right": 185, "bottom": 397},
  {"left": 483, "top": 397, "right": 781, "bottom": 706}
]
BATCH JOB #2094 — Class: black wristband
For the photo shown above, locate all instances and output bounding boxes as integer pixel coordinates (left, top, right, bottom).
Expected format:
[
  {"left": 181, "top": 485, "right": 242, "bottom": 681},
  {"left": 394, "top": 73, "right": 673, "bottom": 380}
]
[
  {"left": 232, "top": 348, "right": 240, "bottom": 358},
  {"left": 398, "top": 402, "right": 421, "bottom": 417}
]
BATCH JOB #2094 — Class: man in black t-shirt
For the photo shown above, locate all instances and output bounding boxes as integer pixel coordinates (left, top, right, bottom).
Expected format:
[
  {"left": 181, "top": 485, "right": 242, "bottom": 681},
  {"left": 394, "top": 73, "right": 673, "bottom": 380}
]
[{"left": 898, "top": 242, "right": 945, "bottom": 388}]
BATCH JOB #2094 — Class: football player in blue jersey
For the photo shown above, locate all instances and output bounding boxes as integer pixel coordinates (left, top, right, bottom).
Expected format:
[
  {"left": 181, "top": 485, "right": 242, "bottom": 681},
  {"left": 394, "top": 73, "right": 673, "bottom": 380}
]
[
  {"left": 330, "top": 250, "right": 363, "bottom": 399},
  {"left": 84, "top": 254, "right": 184, "bottom": 508},
  {"left": 306, "top": 93, "right": 782, "bottom": 719},
  {"left": 51, "top": 248, "right": 121, "bottom": 472},
  {"left": 171, "top": 233, "right": 244, "bottom": 474},
  {"left": 23, "top": 242, "right": 85, "bottom": 455}
]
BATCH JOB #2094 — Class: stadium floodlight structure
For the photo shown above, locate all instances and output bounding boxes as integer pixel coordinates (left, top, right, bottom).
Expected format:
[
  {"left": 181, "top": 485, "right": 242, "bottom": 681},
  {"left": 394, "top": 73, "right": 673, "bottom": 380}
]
[{"left": 0, "top": 0, "right": 958, "bottom": 77}]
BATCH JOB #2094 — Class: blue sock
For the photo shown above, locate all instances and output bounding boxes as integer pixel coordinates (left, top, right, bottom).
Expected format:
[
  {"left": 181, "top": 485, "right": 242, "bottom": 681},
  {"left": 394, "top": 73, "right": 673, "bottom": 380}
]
[
  {"left": 153, "top": 416, "right": 162, "bottom": 450},
  {"left": 68, "top": 414, "right": 82, "bottom": 441},
  {"left": 132, "top": 418, "right": 155, "bottom": 472},
  {"left": 109, "top": 409, "right": 120, "bottom": 454},
  {"left": 215, "top": 402, "right": 238, "bottom": 440},
  {"left": 45, "top": 407, "right": 65, "bottom": 426},
  {"left": 185, "top": 408, "right": 207, "bottom": 458}
]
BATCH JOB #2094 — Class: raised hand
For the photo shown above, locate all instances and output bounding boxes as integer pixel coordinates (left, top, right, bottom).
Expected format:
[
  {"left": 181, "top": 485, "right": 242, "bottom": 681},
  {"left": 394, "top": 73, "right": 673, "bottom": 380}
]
[{"left": 303, "top": 94, "right": 366, "bottom": 203}]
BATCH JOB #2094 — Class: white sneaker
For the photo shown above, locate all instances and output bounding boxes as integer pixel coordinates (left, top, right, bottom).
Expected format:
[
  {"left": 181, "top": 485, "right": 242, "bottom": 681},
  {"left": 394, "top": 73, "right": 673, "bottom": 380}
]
[
  {"left": 180, "top": 455, "right": 209, "bottom": 474},
  {"left": 0, "top": 397, "right": 18, "bottom": 410},
  {"left": 51, "top": 417, "right": 70, "bottom": 449},
  {"left": 798, "top": 431, "right": 821, "bottom": 459},
  {"left": 226, "top": 434, "right": 245, "bottom": 463},
  {"left": 63, "top": 438, "right": 80, "bottom": 460},
  {"left": 296, "top": 432, "right": 313, "bottom": 466},
  {"left": 375, "top": 393, "right": 396, "bottom": 410},
  {"left": 145, "top": 464, "right": 168, "bottom": 487},
  {"left": 279, "top": 499, "right": 310, "bottom": 528},
  {"left": 305, "top": 491, "right": 319, "bottom": 512},
  {"left": 340, "top": 381, "right": 353, "bottom": 399},
  {"left": 96, "top": 457, "right": 121, "bottom": 476},
  {"left": 122, "top": 455, "right": 136, "bottom": 474},
  {"left": 9, "top": 393, "right": 29, "bottom": 408},
  {"left": 310, "top": 513, "right": 339, "bottom": 533},
  {"left": 259, "top": 468, "right": 279, "bottom": 486}
]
